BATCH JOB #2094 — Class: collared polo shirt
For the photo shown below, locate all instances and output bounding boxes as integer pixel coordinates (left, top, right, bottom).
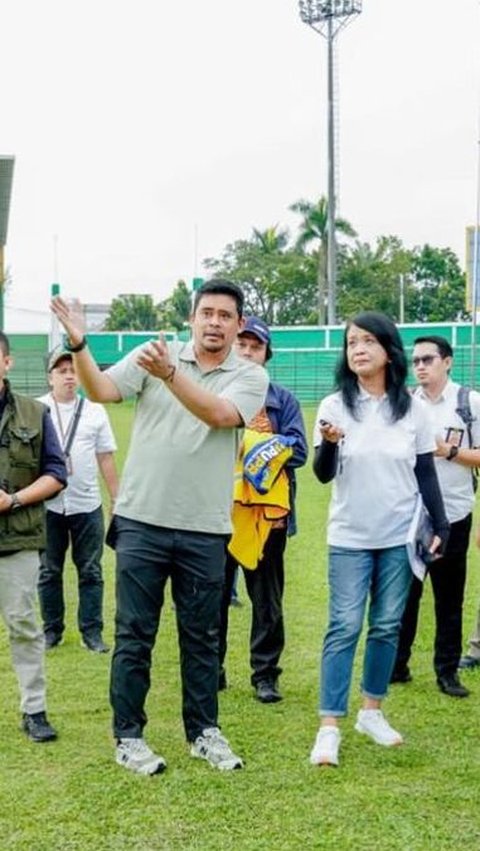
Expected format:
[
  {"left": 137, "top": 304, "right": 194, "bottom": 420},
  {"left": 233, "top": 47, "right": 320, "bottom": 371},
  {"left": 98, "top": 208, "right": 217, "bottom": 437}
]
[
  {"left": 314, "top": 389, "right": 435, "bottom": 549},
  {"left": 107, "top": 340, "right": 268, "bottom": 534},
  {"left": 414, "top": 380, "right": 480, "bottom": 523},
  {"left": 39, "top": 393, "right": 117, "bottom": 516}
]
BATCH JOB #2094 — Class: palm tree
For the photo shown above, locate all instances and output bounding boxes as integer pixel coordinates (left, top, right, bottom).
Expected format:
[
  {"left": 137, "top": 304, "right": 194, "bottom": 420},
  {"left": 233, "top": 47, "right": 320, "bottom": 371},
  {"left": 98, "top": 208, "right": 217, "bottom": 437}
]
[
  {"left": 252, "top": 225, "right": 289, "bottom": 254},
  {"left": 290, "top": 196, "right": 356, "bottom": 324}
]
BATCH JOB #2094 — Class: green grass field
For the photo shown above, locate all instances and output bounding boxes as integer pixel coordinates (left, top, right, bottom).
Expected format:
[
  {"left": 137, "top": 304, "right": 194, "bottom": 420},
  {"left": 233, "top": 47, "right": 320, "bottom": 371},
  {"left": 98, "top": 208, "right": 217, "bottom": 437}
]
[{"left": 1, "top": 404, "right": 480, "bottom": 850}]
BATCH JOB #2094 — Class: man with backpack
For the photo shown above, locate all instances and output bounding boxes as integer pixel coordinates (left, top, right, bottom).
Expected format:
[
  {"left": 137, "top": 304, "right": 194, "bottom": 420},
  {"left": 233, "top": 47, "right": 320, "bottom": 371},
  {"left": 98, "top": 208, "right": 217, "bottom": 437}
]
[{"left": 391, "top": 335, "right": 480, "bottom": 697}]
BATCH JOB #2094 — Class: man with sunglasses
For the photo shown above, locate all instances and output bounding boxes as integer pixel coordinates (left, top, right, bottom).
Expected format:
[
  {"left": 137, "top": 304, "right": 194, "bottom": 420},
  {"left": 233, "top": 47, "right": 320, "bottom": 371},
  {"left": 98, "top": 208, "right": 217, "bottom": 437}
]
[{"left": 391, "top": 336, "right": 480, "bottom": 697}]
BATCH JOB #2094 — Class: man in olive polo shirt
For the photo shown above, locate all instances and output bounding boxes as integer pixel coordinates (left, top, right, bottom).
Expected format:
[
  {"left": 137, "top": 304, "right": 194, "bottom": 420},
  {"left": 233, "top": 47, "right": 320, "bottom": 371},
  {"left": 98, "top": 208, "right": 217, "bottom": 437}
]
[{"left": 51, "top": 279, "right": 268, "bottom": 774}]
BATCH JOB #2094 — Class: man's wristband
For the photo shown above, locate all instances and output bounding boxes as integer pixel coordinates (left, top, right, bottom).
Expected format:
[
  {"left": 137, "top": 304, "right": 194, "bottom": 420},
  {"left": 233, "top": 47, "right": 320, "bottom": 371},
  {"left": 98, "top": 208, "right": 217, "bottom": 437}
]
[
  {"left": 446, "top": 445, "right": 459, "bottom": 461},
  {"left": 163, "top": 364, "right": 176, "bottom": 384},
  {"left": 64, "top": 336, "right": 87, "bottom": 353}
]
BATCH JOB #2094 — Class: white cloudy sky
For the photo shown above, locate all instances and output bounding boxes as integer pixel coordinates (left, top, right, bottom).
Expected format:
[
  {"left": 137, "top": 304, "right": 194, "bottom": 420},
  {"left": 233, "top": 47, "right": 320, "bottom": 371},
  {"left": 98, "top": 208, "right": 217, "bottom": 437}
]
[{"left": 2, "top": 0, "right": 480, "bottom": 330}]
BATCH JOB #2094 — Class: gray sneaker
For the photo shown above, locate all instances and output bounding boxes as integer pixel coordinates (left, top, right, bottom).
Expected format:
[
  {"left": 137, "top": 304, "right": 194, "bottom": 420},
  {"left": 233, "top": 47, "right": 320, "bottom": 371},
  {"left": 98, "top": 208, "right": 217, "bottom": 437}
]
[
  {"left": 116, "top": 737, "right": 166, "bottom": 775},
  {"left": 190, "top": 727, "right": 244, "bottom": 770}
]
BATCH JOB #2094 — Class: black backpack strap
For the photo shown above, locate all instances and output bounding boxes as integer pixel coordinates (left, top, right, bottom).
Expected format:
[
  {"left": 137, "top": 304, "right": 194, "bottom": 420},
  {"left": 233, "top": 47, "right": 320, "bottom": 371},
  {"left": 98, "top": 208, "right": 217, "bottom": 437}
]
[
  {"left": 455, "top": 386, "right": 478, "bottom": 492},
  {"left": 456, "top": 386, "right": 475, "bottom": 444}
]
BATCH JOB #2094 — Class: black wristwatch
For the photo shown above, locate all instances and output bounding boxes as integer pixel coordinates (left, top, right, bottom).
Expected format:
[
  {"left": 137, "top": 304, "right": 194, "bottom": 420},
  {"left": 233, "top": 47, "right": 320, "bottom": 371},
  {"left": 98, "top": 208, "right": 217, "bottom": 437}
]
[
  {"left": 446, "top": 445, "right": 459, "bottom": 461},
  {"left": 64, "top": 336, "right": 87, "bottom": 353},
  {"left": 9, "top": 493, "right": 23, "bottom": 511}
]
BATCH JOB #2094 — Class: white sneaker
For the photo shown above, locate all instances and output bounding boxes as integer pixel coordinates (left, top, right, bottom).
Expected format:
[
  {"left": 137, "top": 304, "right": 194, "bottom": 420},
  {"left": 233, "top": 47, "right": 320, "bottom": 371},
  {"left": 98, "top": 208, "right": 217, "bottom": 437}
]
[
  {"left": 190, "top": 727, "right": 244, "bottom": 771},
  {"left": 309, "top": 725, "right": 341, "bottom": 766},
  {"left": 355, "top": 709, "right": 403, "bottom": 746},
  {"left": 116, "top": 737, "right": 167, "bottom": 775}
]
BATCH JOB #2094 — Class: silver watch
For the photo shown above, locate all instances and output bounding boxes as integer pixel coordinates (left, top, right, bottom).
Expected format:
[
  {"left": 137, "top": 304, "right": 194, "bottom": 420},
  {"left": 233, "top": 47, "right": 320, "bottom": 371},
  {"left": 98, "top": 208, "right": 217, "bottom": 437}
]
[{"left": 10, "top": 493, "right": 23, "bottom": 511}]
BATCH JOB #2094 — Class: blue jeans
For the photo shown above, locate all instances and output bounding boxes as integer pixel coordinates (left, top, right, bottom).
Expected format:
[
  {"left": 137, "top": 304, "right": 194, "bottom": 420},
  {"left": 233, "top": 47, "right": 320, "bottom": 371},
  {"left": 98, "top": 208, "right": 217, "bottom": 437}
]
[{"left": 320, "top": 545, "right": 412, "bottom": 716}]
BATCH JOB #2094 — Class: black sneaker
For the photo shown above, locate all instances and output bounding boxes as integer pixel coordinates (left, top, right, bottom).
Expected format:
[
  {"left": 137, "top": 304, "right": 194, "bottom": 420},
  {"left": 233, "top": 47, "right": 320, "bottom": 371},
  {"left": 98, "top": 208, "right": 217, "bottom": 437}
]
[
  {"left": 44, "top": 632, "right": 64, "bottom": 650},
  {"left": 22, "top": 712, "right": 58, "bottom": 742},
  {"left": 255, "top": 679, "right": 283, "bottom": 703},
  {"left": 458, "top": 655, "right": 480, "bottom": 670},
  {"left": 437, "top": 672, "right": 470, "bottom": 698},
  {"left": 81, "top": 633, "right": 110, "bottom": 653},
  {"left": 390, "top": 666, "right": 412, "bottom": 684}
]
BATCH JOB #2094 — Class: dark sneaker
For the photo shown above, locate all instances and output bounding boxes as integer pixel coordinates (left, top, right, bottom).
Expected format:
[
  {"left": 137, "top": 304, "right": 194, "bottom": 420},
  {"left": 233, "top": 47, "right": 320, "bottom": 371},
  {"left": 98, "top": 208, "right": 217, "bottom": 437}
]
[
  {"left": 44, "top": 632, "right": 64, "bottom": 651},
  {"left": 81, "top": 634, "right": 110, "bottom": 653},
  {"left": 458, "top": 655, "right": 480, "bottom": 670},
  {"left": 390, "top": 666, "right": 412, "bottom": 684},
  {"left": 22, "top": 712, "right": 58, "bottom": 742},
  {"left": 255, "top": 679, "right": 283, "bottom": 703},
  {"left": 437, "top": 673, "right": 470, "bottom": 698}
]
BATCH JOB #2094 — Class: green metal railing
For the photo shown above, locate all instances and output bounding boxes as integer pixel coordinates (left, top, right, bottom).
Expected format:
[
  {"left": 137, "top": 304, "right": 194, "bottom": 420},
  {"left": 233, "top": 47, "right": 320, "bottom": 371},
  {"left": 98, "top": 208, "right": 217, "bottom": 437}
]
[{"left": 7, "top": 325, "right": 480, "bottom": 404}]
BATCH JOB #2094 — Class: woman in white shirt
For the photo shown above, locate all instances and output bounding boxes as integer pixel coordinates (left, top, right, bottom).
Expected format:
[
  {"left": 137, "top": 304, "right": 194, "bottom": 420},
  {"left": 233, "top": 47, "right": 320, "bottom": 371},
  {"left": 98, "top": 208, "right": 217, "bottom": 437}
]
[{"left": 309, "top": 312, "right": 449, "bottom": 768}]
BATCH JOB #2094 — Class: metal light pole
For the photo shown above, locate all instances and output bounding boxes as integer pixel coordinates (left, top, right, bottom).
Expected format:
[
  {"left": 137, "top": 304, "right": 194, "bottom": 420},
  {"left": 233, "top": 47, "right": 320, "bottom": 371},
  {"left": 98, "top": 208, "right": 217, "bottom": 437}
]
[
  {"left": 298, "top": 1, "right": 362, "bottom": 325},
  {"left": 0, "top": 156, "right": 15, "bottom": 332},
  {"left": 470, "top": 3, "right": 480, "bottom": 387}
]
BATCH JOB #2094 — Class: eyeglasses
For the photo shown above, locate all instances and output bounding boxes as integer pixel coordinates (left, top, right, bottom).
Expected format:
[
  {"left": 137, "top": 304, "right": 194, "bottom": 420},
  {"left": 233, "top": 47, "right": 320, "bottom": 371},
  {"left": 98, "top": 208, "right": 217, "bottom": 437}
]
[{"left": 412, "top": 354, "right": 441, "bottom": 367}]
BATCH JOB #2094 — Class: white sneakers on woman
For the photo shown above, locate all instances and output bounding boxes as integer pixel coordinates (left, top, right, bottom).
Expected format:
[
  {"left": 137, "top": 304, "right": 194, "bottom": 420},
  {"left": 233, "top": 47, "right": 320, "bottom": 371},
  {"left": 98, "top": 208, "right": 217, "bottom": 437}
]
[
  {"left": 354, "top": 709, "right": 403, "bottom": 746},
  {"left": 309, "top": 725, "right": 341, "bottom": 767},
  {"left": 310, "top": 710, "right": 403, "bottom": 767}
]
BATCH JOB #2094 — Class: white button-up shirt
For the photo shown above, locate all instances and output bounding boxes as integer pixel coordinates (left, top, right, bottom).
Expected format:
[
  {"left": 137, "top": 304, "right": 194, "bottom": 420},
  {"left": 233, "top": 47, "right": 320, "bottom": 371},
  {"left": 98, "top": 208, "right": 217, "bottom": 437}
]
[
  {"left": 415, "top": 380, "right": 480, "bottom": 523},
  {"left": 38, "top": 393, "right": 117, "bottom": 516}
]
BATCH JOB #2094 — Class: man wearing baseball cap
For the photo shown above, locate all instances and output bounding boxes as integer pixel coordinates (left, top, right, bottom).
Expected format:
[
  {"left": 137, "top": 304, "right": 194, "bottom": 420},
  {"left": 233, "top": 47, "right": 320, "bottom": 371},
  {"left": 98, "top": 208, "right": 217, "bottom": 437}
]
[
  {"left": 219, "top": 316, "right": 308, "bottom": 703},
  {"left": 38, "top": 347, "right": 118, "bottom": 654}
]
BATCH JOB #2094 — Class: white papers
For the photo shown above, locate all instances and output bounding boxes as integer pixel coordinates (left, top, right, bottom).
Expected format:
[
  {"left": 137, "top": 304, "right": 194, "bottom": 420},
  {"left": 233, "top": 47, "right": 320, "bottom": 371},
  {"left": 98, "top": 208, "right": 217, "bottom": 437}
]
[{"left": 406, "top": 495, "right": 434, "bottom": 582}]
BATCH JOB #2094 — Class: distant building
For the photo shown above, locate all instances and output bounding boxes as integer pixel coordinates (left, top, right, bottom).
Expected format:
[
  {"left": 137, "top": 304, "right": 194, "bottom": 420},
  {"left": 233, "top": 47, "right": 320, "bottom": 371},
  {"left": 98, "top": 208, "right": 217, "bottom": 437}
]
[{"left": 84, "top": 303, "right": 110, "bottom": 332}]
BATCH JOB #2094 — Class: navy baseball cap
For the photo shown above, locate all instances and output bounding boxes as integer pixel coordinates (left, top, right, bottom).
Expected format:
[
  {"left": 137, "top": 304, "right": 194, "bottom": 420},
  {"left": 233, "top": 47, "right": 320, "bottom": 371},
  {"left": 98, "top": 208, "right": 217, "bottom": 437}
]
[
  {"left": 238, "top": 316, "right": 272, "bottom": 360},
  {"left": 239, "top": 316, "right": 271, "bottom": 346}
]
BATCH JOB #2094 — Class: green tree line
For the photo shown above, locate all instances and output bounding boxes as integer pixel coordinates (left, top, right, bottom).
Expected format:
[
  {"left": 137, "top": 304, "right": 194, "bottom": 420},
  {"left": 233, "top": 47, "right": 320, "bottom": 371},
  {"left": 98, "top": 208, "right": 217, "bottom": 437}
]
[{"left": 105, "top": 196, "right": 469, "bottom": 330}]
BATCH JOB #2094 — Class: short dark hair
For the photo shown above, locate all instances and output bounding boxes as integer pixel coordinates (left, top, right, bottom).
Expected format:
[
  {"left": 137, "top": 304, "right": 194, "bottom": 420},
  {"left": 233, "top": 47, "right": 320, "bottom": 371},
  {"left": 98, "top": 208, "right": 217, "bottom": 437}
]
[
  {"left": 336, "top": 311, "right": 411, "bottom": 422},
  {"left": 193, "top": 278, "right": 244, "bottom": 318},
  {"left": 413, "top": 335, "right": 453, "bottom": 359},
  {"left": 0, "top": 332, "right": 10, "bottom": 357}
]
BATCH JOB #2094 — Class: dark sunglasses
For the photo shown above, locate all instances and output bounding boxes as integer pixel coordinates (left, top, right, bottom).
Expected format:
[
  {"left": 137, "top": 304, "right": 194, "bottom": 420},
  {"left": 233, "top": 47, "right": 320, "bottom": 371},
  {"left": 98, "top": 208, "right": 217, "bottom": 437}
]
[{"left": 412, "top": 354, "right": 440, "bottom": 367}]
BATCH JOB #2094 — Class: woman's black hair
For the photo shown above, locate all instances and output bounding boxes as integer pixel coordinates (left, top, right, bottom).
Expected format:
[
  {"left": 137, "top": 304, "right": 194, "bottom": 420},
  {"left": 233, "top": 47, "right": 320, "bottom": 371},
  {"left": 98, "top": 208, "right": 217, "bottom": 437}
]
[{"left": 335, "top": 311, "right": 411, "bottom": 422}]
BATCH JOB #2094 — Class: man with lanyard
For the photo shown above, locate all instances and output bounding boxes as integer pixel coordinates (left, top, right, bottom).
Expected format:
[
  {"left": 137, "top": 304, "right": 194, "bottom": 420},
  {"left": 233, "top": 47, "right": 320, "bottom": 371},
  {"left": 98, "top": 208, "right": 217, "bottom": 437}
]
[
  {"left": 50, "top": 280, "right": 268, "bottom": 775},
  {"left": 218, "top": 317, "right": 308, "bottom": 703},
  {"left": 391, "top": 335, "right": 480, "bottom": 697},
  {"left": 0, "top": 331, "right": 67, "bottom": 742},
  {"left": 38, "top": 348, "right": 118, "bottom": 653}
]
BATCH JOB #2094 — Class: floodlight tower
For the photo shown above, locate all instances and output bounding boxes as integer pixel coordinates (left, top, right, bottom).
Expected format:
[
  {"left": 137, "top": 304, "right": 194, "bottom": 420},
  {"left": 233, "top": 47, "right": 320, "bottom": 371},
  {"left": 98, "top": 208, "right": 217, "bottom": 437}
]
[{"left": 298, "top": 1, "right": 362, "bottom": 325}]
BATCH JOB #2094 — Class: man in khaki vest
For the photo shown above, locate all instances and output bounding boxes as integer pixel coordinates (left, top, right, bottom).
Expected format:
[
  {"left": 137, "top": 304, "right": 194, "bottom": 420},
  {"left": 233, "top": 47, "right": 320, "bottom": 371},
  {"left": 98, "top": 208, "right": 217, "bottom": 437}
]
[{"left": 0, "top": 332, "right": 67, "bottom": 742}]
